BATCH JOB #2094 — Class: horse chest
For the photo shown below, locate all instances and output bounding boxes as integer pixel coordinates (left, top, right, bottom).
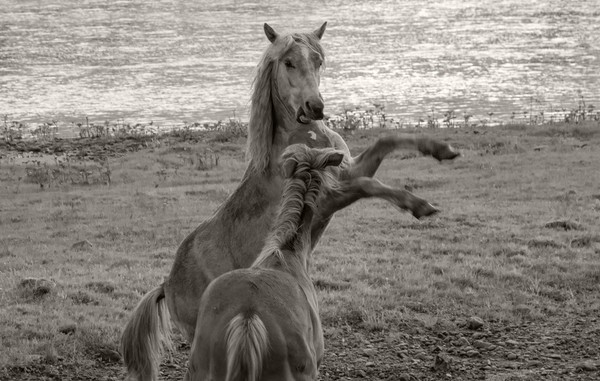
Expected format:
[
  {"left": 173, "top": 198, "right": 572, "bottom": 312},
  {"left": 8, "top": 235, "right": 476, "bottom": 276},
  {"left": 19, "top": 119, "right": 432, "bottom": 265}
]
[{"left": 288, "top": 126, "right": 333, "bottom": 149}]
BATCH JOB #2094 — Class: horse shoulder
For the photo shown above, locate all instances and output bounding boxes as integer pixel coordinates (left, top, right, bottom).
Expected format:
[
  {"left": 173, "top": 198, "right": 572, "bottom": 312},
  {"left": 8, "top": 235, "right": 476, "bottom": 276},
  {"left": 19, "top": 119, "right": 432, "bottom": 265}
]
[{"left": 321, "top": 125, "right": 351, "bottom": 155}]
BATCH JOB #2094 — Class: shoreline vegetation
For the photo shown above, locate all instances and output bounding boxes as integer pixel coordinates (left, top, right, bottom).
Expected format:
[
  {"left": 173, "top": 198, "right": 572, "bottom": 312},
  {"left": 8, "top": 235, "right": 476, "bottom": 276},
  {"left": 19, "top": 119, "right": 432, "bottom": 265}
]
[
  {"left": 1, "top": 99, "right": 598, "bottom": 192},
  {"left": 3, "top": 95, "right": 598, "bottom": 142}
]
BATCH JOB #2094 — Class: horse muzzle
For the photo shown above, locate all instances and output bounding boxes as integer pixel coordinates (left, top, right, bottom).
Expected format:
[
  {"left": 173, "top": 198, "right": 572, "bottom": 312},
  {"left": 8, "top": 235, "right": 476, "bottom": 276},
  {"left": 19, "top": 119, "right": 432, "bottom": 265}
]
[
  {"left": 296, "top": 99, "right": 324, "bottom": 124},
  {"left": 296, "top": 108, "right": 311, "bottom": 124}
]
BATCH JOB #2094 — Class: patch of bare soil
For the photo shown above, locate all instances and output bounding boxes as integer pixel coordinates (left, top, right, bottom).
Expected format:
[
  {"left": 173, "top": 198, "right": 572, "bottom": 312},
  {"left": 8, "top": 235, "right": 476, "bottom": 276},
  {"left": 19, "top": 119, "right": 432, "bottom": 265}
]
[
  {"left": 2, "top": 307, "right": 598, "bottom": 381},
  {"left": 1, "top": 136, "right": 158, "bottom": 162},
  {"left": 0, "top": 131, "right": 217, "bottom": 163}
]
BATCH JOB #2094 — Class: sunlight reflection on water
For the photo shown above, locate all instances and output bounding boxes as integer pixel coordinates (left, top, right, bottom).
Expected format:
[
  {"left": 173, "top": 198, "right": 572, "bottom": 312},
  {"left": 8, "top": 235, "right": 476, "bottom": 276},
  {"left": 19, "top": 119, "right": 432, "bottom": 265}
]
[{"left": 1, "top": 0, "right": 599, "bottom": 130}]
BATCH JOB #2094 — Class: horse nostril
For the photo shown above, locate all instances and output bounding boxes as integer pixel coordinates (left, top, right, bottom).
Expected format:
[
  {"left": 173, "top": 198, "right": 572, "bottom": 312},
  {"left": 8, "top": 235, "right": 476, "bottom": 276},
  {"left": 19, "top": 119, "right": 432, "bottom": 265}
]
[{"left": 305, "top": 99, "right": 324, "bottom": 119}]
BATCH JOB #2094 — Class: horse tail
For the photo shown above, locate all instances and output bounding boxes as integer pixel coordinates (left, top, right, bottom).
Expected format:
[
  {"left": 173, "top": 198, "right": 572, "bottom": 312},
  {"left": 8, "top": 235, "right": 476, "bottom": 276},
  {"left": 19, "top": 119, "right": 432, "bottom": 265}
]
[
  {"left": 120, "top": 284, "right": 173, "bottom": 381},
  {"left": 224, "top": 313, "right": 269, "bottom": 381}
]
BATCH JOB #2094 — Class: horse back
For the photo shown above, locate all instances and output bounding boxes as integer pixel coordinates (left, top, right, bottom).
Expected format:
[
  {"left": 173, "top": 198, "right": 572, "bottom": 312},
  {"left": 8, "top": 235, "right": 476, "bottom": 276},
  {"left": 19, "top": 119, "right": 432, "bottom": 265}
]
[{"left": 189, "top": 269, "right": 323, "bottom": 380}]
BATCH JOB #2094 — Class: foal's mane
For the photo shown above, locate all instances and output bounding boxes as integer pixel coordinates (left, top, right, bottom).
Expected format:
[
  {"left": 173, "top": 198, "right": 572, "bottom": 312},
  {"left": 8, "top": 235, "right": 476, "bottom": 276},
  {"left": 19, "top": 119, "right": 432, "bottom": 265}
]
[
  {"left": 252, "top": 146, "right": 338, "bottom": 268},
  {"left": 246, "top": 32, "right": 325, "bottom": 174}
]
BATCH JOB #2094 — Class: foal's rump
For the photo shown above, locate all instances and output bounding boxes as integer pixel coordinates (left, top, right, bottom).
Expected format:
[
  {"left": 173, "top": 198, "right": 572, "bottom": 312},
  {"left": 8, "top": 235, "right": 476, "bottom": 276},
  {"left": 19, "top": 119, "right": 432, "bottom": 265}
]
[{"left": 186, "top": 269, "right": 320, "bottom": 381}]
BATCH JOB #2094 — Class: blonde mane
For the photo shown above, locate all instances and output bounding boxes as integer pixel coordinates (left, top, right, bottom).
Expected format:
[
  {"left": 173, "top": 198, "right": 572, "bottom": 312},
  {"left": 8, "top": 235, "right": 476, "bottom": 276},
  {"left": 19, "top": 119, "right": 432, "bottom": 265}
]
[
  {"left": 246, "top": 33, "right": 326, "bottom": 174},
  {"left": 252, "top": 146, "right": 339, "bottom": 268}
]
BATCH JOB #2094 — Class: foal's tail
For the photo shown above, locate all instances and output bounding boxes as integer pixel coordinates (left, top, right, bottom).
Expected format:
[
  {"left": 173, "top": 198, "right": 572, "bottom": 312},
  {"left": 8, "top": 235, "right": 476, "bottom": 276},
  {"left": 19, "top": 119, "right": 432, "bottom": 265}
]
[
  {"left": 225, "top": 313, "right": 269, "bottom": 381},
  {"left": 120, "top": 284, "right": 173, "bottom": 381}
]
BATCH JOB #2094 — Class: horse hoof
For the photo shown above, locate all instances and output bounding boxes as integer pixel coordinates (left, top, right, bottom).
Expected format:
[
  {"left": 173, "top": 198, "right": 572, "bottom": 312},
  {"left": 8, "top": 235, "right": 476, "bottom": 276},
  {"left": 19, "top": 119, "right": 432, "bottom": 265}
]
[
  {"left": 433, "top": 143, "right": 460, "bottom": 161},
  {"left": 412, "top": 202, "right": 439, "bottom": 219}
]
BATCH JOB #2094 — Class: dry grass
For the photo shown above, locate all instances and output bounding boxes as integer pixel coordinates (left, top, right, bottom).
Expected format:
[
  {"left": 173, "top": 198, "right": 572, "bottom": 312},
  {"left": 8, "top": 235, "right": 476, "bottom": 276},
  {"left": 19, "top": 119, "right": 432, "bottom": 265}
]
[{"left": 1, "top": 122, "right": 599, "bottom": 376}]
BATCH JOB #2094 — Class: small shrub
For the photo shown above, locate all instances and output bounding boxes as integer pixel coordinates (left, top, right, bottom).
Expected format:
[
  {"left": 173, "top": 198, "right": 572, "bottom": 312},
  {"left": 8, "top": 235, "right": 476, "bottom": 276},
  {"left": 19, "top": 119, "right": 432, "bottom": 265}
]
[
  {"left": 544, "top": 219, "right": 582, "bottom": 231},
  {"left": 313, "top": 278, "right": 351, "bottom": 291},
  {"left": 18, "top": 278, "right": 56, "bottom": 301},
  {"left": 85, "top": 281, "right": 115, "bottom": 294},
  {"left": 192, "top": 151, "right": 220, "bottom": 170},
  {"left": 0, "top": 247, "right": 14, "bottom": 258},
  {"left": 527, "top": 237, "right": 563, "bottom": 249},
  {"left": 68, "top": 291, "right": 98, "bottom": 305},
  {"left": 77, "top": 326, "right": 122, "bottom": 364}
]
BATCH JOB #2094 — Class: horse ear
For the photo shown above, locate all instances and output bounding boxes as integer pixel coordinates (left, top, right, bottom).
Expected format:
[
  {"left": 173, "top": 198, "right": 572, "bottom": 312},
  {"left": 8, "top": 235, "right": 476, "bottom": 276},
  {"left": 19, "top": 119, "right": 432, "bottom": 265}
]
[
  {"left": 324, "top": 151, "right": 344, "bottom": 168},
  {"left": 313, "top": 22, "right": 327, "bottom": 40},
  {"left": 264, "top": 23, "right": 278, "bottom": 43}
]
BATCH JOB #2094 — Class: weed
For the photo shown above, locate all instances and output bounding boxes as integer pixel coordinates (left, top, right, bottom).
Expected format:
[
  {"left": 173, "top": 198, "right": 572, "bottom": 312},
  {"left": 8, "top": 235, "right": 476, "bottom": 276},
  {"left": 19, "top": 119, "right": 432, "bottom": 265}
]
[
  {"left": 77, "top": 325, "right": 121, "bottom": 363},
  {"left": 85, "top": 281, "right": 115, "bottom": 294},
  {"left": 2, "top": 115, "right": 26, "bottom": 141},
  {"left": 30, "top": 121, "right": 58, "bottom": 140},
  {"left": 208, "top": 118, "right": 247, "bottom": 142},
  {"left": 544, "top": 219, "right": 582, "bottom": 231},
  {"left": 192, "top": 150, "right": 220, "bottom": 171},
  {"left": 527, "top": 237, "right": 564, "bottom": 249},
  {"left": 68, "top": 291, "right": 98, "bottom": 305},
  {"left": 313, "top": 278, "right": 352, "bottom": 291},
  {"left": 0, "top": 247, "right": 14, "bottom": 258},
  {"left": 570, "top": 235, "right": 599, "bottom": 248}
]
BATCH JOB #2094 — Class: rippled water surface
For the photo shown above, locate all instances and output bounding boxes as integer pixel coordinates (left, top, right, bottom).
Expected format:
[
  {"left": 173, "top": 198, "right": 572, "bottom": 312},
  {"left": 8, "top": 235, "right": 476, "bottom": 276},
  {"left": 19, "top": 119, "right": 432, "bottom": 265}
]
[{"left": 1, "top": 0, "right": 599, "bottom": 128}]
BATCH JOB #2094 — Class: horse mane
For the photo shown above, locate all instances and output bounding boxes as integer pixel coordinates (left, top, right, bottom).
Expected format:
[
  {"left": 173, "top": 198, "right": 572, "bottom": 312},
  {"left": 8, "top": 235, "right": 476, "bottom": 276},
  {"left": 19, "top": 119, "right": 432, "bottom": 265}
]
[
  {"left": 246, "top": 32, "right": 326, "bottom": 174},
  {"left": 252, "top": 146, "right": 338, "bottom": 268}
]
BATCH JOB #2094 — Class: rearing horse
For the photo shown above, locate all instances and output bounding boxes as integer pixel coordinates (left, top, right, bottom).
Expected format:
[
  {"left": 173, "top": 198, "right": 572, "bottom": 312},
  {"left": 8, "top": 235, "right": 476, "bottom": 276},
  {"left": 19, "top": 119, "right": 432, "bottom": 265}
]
[
  {"left": 121, "top": 22, "right": 459, "bottom": 381},
  {"left": 185, "top": 144, "right": 345, "bottom": 381}
]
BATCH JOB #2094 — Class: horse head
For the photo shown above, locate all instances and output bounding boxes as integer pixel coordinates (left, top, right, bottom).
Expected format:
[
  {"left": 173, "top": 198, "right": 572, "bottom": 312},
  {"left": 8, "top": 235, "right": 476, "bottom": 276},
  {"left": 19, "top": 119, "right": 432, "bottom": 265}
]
[
  {"left": 264, "top": 22, "right": 327, "bottom": 124},
  {"left": 247, "top": 22, "right": 329, "bottom": 173}
]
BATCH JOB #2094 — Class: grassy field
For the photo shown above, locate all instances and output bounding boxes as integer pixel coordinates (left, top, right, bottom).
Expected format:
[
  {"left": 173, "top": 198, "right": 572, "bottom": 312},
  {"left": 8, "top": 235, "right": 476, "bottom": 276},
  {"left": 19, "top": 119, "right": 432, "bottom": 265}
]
[{"left": 1, "top": 122, "right": 599, "bottom": 380}]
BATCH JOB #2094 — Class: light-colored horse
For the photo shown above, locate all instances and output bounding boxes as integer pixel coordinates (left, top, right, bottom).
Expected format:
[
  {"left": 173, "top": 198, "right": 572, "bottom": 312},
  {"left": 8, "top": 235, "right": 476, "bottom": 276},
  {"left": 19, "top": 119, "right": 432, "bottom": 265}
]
[
  {"left": 185, "top": 144, "right": 344, "bottom": 381},
  {"left": 121, "top": 22, "right": 459, "bottom": 381}
]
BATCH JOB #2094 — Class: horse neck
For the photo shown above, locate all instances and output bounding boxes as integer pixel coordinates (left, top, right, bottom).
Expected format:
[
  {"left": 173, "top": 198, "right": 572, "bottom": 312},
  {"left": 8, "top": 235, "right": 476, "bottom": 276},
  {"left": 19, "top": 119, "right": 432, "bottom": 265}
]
[
  {"left": 290, "top": 207, "right": 315, "bottom": 267},
  {"left": 254, "top": 177, "right": 317, "bottom": 275},
  {"left": 267, "top": 83, "right": 302, "bottom": 172},
  {"left": 274, "top": 180, "right": 315, "bottom": 265},
  {"left": 281, "top": 207, "right": 318, "bottom": 310},
  {"left": 276, "top": 209, "right": 315, "bottom": 281}
]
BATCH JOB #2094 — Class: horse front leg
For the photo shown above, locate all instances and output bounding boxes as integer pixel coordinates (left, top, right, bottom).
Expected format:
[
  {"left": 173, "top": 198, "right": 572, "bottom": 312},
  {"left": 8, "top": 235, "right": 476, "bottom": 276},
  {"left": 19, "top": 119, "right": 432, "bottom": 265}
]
[
  {"left": 327, "top": 176, "right": 438, "bottom": 218},
  {"left": 348, "top": 135, "right": 459, "bottom": 178},
  {"left": 310, "top": 176, "right": 438, "bottom": 247}
]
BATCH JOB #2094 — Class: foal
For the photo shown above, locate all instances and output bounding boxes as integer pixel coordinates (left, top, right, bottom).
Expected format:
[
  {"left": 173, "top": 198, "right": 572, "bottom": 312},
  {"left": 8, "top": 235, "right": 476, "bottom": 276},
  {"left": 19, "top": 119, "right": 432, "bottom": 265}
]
[{"left": 184, "top": 144, "right": 344, "bottom": 381}]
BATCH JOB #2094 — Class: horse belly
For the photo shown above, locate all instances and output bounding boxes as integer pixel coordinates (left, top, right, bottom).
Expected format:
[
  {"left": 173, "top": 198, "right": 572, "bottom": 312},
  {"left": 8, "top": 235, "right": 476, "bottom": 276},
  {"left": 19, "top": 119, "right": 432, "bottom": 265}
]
[
  {"left": 165, "top": 186, "right": 279, "bottom": 339},
  {"left": 164, "top": 228, "right": 233, "bottom": 340}
]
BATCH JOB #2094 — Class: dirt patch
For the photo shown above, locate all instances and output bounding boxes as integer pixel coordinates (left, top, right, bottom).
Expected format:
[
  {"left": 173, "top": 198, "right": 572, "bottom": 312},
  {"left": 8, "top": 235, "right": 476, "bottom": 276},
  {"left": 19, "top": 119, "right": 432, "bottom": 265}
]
[
  {"left": 2, "top": 310, "right": 599, "bottom": 380},
  {"left": 0, "top": 131, "right": 213, "bottom": 163}
]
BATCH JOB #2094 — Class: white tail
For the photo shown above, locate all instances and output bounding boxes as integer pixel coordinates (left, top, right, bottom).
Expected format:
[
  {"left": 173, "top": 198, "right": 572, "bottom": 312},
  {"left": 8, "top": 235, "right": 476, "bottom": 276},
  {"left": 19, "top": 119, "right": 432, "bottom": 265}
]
[
  {"left": 225, "top": 313, "right": 269, "bottom": 381},
  {"left": 120, "top": 285, "right": 172, "bottom": 381}
]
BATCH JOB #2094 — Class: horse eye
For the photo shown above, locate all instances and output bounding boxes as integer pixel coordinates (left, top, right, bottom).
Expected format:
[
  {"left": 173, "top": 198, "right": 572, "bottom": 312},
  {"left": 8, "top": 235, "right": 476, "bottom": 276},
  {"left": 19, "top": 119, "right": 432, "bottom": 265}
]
[{"left": 284, "top": 60, "right": 295, "bottom": 69}]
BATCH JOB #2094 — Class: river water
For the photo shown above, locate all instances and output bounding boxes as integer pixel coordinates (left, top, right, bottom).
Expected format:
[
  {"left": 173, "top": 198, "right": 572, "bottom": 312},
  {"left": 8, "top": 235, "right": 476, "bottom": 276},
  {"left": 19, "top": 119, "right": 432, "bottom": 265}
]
[{"left": 1, "top": 0, "right": 599, "bottom": 131}]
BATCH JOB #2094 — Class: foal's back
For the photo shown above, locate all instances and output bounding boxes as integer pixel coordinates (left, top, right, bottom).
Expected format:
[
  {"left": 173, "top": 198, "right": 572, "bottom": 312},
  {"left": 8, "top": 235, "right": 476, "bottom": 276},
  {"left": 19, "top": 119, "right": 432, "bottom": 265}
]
[{"left": 186, "top": 267, "right": 322, "bottom": 381}]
